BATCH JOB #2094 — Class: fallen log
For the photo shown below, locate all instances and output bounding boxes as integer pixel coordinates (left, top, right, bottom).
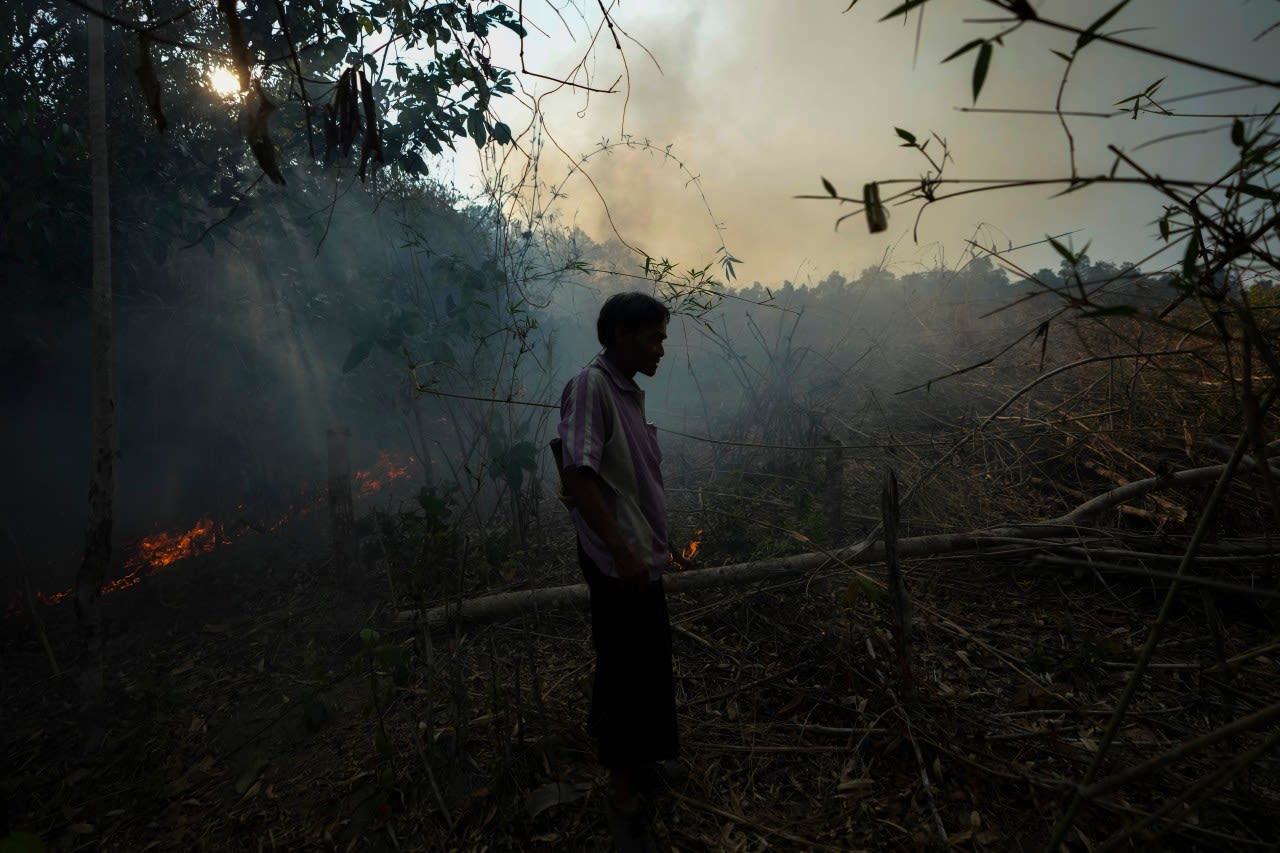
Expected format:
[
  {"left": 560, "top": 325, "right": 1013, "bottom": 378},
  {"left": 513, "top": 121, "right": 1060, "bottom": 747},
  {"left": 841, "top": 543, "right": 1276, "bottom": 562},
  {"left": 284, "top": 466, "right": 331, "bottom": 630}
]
[
  {"left": 397, "top": 527, "right": 1105, "bottom": 626},
  {"left": 398, "top": 457, "right": 1265, "bottom": 627}
]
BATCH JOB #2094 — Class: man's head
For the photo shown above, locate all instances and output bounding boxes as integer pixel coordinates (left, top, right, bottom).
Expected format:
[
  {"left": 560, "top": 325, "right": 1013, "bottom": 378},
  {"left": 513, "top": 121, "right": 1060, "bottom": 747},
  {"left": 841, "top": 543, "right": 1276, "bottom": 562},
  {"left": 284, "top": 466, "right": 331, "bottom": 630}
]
[{"left": 597, "top": 292, "right": 669, "bottom": 378}]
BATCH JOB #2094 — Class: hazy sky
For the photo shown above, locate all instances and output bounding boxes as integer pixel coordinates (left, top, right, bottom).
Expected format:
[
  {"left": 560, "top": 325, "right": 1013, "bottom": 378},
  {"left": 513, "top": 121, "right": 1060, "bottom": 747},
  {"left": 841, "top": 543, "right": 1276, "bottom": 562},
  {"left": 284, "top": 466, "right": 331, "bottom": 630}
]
[{"left": 465, "top": 0, "right": 1279, "bottom": 286}]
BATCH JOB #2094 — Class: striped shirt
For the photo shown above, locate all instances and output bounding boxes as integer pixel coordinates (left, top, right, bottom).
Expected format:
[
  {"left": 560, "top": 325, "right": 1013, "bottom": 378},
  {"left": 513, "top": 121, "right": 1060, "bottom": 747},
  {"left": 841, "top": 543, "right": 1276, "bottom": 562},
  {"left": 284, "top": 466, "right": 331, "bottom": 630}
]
[{"left": 558, "top": 354, "right": 669, "bottom": 579}]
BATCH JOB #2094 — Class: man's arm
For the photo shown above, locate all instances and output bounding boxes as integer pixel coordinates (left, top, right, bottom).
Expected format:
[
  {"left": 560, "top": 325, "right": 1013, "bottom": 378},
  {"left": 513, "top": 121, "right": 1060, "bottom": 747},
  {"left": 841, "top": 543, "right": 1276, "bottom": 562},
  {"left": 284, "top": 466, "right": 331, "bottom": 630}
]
[{"left": 563, "top": 465, "right": 649, "bottom": 589}]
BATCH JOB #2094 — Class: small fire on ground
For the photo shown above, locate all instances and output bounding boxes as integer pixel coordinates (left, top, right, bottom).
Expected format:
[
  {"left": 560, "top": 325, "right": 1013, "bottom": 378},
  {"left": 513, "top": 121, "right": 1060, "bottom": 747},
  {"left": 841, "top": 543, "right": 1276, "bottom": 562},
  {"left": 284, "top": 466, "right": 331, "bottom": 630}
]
[
  {"left": 355, "top": 450, "right": 414, "bottom": 497},
  {"left": 29, "top": 449, "right": 415, "bottom": 607},
  {"left": 671, "top": 529, "right": 703, "bottom": 568},
  {"left": 36, "top": 517, "right": 228, "bottom": 606}
]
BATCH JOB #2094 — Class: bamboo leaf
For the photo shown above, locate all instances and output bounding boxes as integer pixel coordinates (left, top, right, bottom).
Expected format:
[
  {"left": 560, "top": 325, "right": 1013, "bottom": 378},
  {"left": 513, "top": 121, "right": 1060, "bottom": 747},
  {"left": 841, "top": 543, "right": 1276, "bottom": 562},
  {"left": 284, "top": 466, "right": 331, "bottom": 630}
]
[
  {"left": 972, "top": 42, "right": 993, "bottom": 102},
  {"left": 894, "top": 127, "right": 918, "bottom": 145},
  {"left": 1181, "top": 229, "right": 1200, "bottom": 280},
  {"left": 941, "top": 39, "right": 984, "bottom": 64},
  {"left": 821, "top": 176, "right": 838, "bottom": 197},
  {"left": 879, "top": 0, "right": 932, "bottom": 23},
  {"left": 1077, "top": 0, "right": 1132, "bottom": 49},
  {"left": 1047, "top": 235, "right": 1075, "bottom": 263},
  {"left": 1231, "top": 117, "right": 1245, "bottom": 147},
  {"left": 1236, "top": 182, "right": 1280, "bottom": 202}
]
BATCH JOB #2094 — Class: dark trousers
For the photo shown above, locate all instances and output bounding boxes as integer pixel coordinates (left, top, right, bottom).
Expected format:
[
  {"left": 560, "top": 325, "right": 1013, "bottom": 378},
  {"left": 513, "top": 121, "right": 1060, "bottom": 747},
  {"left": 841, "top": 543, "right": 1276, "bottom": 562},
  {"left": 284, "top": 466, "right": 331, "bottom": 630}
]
[{"left": 579, "top": 544, "right": 679, "bottom": 770}]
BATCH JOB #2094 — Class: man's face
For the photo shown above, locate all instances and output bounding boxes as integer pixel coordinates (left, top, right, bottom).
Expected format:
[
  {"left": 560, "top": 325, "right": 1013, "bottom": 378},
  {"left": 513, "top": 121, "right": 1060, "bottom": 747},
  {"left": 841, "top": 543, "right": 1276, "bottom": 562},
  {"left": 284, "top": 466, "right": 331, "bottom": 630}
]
[{"left": 614, "top": 320, "right": 667, "bottom": 377}]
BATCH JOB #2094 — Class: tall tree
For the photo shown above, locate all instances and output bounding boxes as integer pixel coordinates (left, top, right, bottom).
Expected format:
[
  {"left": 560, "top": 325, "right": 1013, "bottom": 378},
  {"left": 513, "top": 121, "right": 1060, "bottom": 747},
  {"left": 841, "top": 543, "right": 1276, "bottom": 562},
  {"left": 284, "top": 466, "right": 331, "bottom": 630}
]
[{"left": 75, "top": 0, "right": 114, "bottom": 740}]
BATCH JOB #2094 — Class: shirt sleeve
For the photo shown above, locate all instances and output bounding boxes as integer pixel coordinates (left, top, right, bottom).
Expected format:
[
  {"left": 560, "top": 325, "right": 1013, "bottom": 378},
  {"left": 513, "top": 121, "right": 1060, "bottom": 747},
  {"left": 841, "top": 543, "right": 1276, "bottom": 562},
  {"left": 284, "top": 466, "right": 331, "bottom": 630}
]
[{"left": 558, "top": 368, "right": 610, "bottom": 474}]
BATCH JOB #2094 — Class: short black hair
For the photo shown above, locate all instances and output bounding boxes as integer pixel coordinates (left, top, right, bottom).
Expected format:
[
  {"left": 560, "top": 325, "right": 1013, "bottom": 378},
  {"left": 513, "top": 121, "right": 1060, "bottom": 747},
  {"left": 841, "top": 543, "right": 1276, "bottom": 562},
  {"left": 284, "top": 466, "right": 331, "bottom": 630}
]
[{"left": 596, "top": 291, "right": 670, "bottom": 347}]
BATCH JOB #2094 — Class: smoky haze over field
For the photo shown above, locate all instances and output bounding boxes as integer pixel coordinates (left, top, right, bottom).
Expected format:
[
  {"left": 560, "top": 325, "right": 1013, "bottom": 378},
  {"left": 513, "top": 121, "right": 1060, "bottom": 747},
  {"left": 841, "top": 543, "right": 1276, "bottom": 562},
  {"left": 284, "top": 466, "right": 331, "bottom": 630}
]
[
  {"left": 5, "top": 0, "right": 1277, "bottom": 606},
  {"left": 1, "top": 148, "right": 1160, "bottom": 604},
  {"left": 487, "top": 0, "right": 1280, "bottom": 285}
]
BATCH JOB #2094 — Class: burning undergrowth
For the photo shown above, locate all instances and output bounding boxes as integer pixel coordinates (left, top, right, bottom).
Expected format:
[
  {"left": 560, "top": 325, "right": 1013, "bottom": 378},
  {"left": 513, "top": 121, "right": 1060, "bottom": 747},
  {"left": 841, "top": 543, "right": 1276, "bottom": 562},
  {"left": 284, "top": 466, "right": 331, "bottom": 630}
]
[{"left": 17, "top": 449, "right": 420, "bottom": 613}]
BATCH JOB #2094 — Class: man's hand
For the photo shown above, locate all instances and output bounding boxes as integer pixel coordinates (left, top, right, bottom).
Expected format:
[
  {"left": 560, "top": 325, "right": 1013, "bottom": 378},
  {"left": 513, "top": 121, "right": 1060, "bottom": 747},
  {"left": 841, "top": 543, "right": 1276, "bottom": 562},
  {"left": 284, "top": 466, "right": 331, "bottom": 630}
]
[
  {"left": 612, "top": 545, "right": 651, "bottom": 592},
  {"left": 564, "top": 465, "right": 653, "bottom": 591}
]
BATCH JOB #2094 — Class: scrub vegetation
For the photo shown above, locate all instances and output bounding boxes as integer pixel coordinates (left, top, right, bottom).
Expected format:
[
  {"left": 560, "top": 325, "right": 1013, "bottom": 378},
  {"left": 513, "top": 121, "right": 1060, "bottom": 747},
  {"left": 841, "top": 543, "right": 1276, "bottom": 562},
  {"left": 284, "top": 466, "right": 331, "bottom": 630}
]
[{"left": 3, "top": 1, "right": 1279, "bottom": 851}]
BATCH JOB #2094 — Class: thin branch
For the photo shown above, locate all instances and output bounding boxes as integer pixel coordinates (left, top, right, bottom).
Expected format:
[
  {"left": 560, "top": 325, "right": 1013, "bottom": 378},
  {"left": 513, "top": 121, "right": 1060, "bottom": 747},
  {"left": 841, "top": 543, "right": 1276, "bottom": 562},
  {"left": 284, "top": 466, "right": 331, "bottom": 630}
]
[
  {"left": 273, "top": 0, "right": 315, "bottom": 161},
  {"left": 965, "top": 12, "right": 1280, "bottom": 88},
  {"left": 180, "top": 174, "right": 265, "bottom": 249},
  {"left": 58, "top": 0, "right": 224, "bottom": 54},
  {"left": 973, "top": 349, "right": 1205, "bottom": 432}
]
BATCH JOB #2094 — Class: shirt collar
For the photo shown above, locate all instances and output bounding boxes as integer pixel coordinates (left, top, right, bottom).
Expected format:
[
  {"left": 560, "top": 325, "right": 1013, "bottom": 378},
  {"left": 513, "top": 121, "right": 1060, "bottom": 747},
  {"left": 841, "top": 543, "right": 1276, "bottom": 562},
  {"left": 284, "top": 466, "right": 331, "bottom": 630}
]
[{"left": 591, "top": 353, "right": 641, "bottom": 394}]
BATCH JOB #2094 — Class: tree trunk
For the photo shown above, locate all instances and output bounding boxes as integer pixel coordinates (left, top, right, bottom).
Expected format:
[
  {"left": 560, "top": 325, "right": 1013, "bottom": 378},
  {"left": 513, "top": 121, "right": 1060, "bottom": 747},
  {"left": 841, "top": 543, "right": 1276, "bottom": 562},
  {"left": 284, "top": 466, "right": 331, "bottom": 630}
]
[{"left": 75, "top": 0, "right": 114, "bottom": 742}]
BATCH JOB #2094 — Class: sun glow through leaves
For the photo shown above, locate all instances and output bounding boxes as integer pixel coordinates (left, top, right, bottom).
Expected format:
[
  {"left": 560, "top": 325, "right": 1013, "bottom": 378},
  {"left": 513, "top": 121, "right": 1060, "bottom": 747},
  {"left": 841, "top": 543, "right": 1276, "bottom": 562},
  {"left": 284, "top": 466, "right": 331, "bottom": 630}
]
[{"left": 208, "top": 67, "right": 240, "bottom": 98}]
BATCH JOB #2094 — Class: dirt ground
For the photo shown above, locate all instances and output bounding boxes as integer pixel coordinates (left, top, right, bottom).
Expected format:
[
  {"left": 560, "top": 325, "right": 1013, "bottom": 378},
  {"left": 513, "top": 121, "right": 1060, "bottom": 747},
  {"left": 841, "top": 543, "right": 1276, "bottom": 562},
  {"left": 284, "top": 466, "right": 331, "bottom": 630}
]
[{"left": 5, "top": 490, "right": 1280, "bottom": 853}]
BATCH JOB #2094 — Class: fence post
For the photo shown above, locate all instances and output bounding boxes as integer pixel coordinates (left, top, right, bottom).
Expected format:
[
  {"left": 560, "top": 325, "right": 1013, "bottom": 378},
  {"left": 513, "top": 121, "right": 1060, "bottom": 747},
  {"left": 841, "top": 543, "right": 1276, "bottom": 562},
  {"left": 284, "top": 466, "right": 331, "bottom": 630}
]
[
  {"left": 882, "top": 468, "right": 916, "bottom": 700},
  {"left": 824, "top": 438, "right": 845, "bottom": 541}
]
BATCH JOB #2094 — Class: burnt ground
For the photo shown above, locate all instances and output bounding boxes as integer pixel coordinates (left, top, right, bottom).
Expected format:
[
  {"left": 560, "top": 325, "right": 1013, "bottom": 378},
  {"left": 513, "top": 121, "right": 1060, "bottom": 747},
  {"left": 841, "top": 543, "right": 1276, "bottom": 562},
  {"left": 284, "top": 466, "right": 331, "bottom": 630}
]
[{"left": 5, "top": 454, "right": 1280, "bottom": 852}]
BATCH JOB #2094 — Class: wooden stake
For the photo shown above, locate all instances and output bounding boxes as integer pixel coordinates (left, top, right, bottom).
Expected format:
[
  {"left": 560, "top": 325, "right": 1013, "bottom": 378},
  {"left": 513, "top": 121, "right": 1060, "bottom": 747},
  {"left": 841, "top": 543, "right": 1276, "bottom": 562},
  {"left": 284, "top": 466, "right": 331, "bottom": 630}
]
[
  {"left": 824, "top": 439, "right": 844, "bottom": 541},
  {"left": 882, "top": 469, "right": 916, "bottom": 700}
]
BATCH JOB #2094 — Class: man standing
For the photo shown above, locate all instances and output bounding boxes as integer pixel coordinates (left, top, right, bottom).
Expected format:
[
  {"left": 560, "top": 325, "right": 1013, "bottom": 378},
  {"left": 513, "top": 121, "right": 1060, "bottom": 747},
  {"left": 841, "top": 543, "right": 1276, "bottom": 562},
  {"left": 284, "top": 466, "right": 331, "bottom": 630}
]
[{"left": 557, "top": 292, "right": 677, "bottom": 850}]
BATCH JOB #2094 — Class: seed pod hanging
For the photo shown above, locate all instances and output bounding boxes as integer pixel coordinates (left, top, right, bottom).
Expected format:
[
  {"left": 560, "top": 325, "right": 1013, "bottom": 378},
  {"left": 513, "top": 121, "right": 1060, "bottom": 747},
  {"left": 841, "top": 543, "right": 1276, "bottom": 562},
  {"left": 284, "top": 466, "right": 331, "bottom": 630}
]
[
  {"left": 357, "top": 69, "right": 384, "bottom": 181},
  {"left": 863, "top": 182, "right": 888, "bottom": 234}
]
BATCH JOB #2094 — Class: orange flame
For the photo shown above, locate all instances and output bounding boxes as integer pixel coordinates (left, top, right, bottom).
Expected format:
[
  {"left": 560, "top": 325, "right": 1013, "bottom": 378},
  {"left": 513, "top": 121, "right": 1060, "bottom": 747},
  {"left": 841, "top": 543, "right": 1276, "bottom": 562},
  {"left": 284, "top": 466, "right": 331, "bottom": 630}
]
[
  {"left": 681, "top": 529, "right": 703, "bottom": 562},
  {"left": 20, "top": 447, "right": 415, "bottom": 612},
  {"left": 31, "top": 517, "right": 228, "bottom": 607},
  {"left": 125, "top": 517, "right": 222, "bottom": 571},
  {"left": 354, "top": 450, "right": 415, "bottom": 497}
]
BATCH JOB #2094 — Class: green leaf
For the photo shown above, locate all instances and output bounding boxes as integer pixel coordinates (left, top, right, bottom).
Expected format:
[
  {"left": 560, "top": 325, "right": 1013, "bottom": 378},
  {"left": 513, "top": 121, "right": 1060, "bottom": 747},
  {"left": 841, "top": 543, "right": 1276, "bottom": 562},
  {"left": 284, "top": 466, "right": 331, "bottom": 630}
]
[
  {"left": 941, "top": 39, "right": 984, "bottom": 64},
  {"left": 894, "top": 127, "right": 917, "bottom": 145},
  {"left": 972, "top": 41, "right": 993, "bottom": 102},
  {"left": 1236, "top": 182, "right": 1280, "bottom": 202},
  {"left": 1047, "top": 235, "right": 1075, "bottom": 263},
  {"left": 821, "top": 176, "right": 838, "bottom": 197},
  {"left": 1231, "top": 117, "right": 1245, "bottom": 147},
  {"left": 466, "top": 109, "right": 487, "bottom": 147},
  {"left": 1158, "top": 214, "right": 1170, "bottom": 242},
  {"left": 338, "top": 10, "right": 358, "bottom": 44},
  {"left": 842, "top": 574, "right": 885, "bottom": 606},
  {"left": 343, "top": 338, "right": 374, "bottom": 373},
  {"left": 401, "top": 150, "right": 427, "bottom": 174},
  {"left": 1077, "top": 0, "right": 1131, "bottom": 49},
  {"left": 491, "top": 121, "right": 512, "bottom": 144},
  {"left": 1182, "top": 229, "right": 1200, "bottom": 280},
  {"left": 509, "top": 441, "right": 538, "bottom": 470},
  {"left": 879, "top": 0, "right": 932, "bottom": 22}
]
